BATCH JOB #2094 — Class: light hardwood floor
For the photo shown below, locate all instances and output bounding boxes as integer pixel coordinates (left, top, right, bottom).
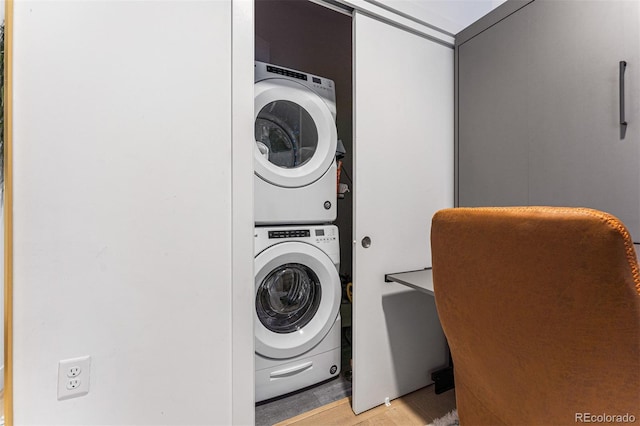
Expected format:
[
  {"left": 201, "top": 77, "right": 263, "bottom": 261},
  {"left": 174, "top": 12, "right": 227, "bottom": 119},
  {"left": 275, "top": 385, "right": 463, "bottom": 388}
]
[{"left": 275, "top": 385, "right": 456, "bottom": 426}]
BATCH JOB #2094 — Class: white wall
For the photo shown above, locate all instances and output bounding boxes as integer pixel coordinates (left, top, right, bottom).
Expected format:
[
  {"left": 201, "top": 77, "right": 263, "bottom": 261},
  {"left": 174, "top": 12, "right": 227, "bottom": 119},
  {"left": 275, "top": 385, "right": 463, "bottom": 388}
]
[
  {"left": 11, "top": 1, "right": 253, "bottom": 424},
  {"left": 371, "top": 0, "right": 507, "bottom": 34}
]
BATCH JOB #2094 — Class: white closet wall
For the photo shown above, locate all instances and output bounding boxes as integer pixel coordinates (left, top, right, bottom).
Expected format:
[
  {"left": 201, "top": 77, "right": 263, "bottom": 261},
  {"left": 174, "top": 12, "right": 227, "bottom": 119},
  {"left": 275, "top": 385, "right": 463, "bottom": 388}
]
[{"left": 11, "top": 1, "right": 253, "bottom": 424}]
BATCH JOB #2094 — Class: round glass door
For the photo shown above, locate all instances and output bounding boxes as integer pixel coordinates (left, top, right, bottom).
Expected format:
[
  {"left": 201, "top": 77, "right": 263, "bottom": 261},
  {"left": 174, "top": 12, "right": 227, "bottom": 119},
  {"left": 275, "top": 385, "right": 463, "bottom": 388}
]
[
  {"left": 254, "top": 79, "right": 337, "bottom": 188},
  {"left": 255, "top": 101, "right": 319, "bottom": 170},
  {"left": 254, "top": 241, "right": 341, "bottom": 359},
  {"left": 256, "top": 263, "right": 322, "bottom": 333}
]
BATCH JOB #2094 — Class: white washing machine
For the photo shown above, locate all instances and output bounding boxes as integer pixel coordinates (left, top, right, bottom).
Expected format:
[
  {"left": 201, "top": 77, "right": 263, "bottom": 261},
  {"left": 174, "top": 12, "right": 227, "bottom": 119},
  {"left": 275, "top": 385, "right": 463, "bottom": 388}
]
[
  {"left": 254, "top": 61, "right": 338, "bottom": 225},
  {"left": 254, "top": 224, "right": 341, "bottom": 402}
]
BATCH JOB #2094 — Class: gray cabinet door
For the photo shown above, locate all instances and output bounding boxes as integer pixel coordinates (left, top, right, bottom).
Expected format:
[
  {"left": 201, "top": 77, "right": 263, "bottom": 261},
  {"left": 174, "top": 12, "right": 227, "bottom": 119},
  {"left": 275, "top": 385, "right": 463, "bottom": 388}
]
[
  {"left": 458, "top": 3, "right": 535, "bottom": 207},
  {"left": 526, "top": 0, "right": 640, "bottom": 240},
  {"left": 458, "top": 0, "right": 640, "bottom": 240}
]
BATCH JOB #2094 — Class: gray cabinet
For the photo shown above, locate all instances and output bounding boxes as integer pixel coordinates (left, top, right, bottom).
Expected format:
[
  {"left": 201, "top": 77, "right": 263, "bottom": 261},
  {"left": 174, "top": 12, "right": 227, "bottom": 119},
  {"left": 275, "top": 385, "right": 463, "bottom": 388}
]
[{"left": 457, "top": 0, "right": 640, "bottom": 240}]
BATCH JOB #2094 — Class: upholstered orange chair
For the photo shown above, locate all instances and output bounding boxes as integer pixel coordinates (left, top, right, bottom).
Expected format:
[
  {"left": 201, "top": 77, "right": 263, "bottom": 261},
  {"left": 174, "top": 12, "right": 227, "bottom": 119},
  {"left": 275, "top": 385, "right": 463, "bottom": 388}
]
[{"left": 431, "top": 207, "right": 640, "bottom": 425}]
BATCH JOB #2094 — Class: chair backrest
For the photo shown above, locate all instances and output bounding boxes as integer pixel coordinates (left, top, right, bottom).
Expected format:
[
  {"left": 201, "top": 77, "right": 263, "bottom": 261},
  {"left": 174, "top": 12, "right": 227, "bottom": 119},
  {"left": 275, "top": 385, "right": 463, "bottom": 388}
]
[{"left": 431, "top": 207, "right": 640, "bottom": 425}]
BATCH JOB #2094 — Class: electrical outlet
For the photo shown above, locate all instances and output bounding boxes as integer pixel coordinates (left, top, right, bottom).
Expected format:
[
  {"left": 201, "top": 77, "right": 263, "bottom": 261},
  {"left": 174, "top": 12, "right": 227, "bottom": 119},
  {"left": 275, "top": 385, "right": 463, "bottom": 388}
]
[
  {"left": 58, "top": 356, "right": 91, "bottom": 400},
  {"left": 66, "top": 378, "right": 81, "bottom": 390},
  {"left": 67, "top": 366, "right": 81, "bottom": 377}
]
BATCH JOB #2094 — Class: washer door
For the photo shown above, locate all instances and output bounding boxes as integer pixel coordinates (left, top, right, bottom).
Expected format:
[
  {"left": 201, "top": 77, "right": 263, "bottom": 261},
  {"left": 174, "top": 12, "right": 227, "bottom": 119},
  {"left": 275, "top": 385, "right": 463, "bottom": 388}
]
[
  {"left": 254, "top": 241, "right": 341, "bottom": 359},
  {"left": 254, "top": 79, "right": 337, "bottom": 188}
]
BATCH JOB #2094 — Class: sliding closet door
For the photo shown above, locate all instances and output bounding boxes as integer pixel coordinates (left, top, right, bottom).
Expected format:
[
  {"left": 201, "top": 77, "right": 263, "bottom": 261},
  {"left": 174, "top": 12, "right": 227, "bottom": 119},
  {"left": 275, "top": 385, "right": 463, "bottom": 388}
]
[{"left": 352, "top": 12, "right": 454, "bottom": 414}]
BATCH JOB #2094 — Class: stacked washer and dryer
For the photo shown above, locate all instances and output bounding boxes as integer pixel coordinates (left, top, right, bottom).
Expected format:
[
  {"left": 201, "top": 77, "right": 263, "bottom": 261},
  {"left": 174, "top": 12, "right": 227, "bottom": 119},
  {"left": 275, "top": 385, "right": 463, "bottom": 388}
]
[{"left": 253, "top": 61, "right": 343, "bottom": 403}]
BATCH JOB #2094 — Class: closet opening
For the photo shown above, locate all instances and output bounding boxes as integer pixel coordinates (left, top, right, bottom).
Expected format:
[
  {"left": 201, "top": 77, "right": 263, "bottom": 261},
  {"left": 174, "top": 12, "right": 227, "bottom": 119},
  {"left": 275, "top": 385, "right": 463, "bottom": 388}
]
[{"left": 253, "top": 1, "right": 353, "bottom": 424}]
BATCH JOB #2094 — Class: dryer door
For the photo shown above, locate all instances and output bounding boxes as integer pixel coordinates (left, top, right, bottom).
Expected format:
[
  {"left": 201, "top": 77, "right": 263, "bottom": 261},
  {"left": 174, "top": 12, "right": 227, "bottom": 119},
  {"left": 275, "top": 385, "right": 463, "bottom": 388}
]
[
  {"left": 254, "top": 241, "right": 341, "bottom": 359},
  {"left": 254, "top": 79, "right": 337, "bottom": 188}
]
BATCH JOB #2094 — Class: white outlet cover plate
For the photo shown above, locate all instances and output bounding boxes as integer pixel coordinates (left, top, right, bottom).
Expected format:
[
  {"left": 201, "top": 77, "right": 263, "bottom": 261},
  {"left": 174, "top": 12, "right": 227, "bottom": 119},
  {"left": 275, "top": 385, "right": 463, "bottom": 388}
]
[{"left": 58, "top": 355, "right": 91, "bottom": 400}]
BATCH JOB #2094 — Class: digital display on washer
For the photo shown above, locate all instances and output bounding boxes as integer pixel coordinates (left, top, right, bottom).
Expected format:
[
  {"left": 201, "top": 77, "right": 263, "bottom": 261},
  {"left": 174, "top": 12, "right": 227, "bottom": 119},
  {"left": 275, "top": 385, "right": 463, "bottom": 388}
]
[
  {"left": 268, "top": 230, "right": 310, "bottom": 239},
  {"left": 266, "top": 65, "right": 308, "bottom": 81},
  {"left": 312, "top": 77, "right": 321, "bottom": 84},
  {"left": 315, "top": 229, "right": 325, "bottom": 236}
]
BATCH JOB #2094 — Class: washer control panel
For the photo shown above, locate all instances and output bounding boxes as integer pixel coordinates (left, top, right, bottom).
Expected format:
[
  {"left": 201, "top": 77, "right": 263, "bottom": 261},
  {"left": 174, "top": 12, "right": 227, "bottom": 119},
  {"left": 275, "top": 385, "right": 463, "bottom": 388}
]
[
  {"left": 256, "top": 225, "right": 340, "bottom": 263},
  {"left": 313, "top": 227, "right": 337, "bottom": 243},
  {"left": 266, "top": 227, "right": 337, "bottom": 243}
]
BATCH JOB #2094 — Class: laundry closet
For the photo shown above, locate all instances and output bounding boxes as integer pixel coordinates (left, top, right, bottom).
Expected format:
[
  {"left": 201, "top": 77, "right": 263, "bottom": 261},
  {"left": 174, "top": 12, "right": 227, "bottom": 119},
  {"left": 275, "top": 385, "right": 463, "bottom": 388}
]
[
  {"left": 253, "top": 0, "right": 454, "bottom": 419},
  {"left": 253, "top": 0, "right": 353, "bottom": 413},
  {"left": 8, "top": 0, "right": 640, "bottom": 424},
  {"left": 5, "top": 0, "right": 455, "bottom": 423}
]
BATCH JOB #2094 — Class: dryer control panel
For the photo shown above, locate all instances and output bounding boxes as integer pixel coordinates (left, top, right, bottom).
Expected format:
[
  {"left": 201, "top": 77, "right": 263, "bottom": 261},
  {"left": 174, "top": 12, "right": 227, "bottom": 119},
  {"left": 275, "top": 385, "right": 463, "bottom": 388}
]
[
  {"left": 268, "top": 229, "right": 310, "bottom": 239},
  {"left": 255, "top": 61, "right": 337, "bottom": 110}
]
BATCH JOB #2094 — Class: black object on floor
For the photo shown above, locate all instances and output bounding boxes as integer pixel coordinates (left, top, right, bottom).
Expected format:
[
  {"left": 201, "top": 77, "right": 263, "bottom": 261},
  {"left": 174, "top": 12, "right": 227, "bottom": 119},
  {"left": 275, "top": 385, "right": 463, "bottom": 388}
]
[
  {"left": 431, "top": 353, "right": 455, "bottom": 394},
  {"left": 431, "top": 366, "right": 455, "bottom": 394}
]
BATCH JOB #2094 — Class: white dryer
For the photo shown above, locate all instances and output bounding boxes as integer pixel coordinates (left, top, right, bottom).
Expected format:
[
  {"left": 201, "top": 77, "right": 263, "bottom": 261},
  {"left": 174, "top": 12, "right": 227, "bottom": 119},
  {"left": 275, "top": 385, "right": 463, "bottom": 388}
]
[
  {"left": 254, "top": 225, "right": 341, "bottom": 402},
  {"left": 254, "top": 61, "right": 338, "bottom": 225}
]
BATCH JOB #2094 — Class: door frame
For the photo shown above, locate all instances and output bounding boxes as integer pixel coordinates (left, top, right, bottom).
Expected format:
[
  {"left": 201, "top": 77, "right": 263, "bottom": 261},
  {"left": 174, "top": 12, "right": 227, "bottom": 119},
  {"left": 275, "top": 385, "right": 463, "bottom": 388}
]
[{"left": 231, "top": 0, "right": 256, "bottom": 424}]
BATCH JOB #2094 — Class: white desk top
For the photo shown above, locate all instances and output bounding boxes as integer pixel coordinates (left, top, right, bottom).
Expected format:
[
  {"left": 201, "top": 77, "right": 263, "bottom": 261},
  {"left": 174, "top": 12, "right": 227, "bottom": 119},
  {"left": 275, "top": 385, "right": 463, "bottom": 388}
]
[
  {"left": 385, "top": 244, "right": 640, "bottom": 295},
  {"left": 385, "top": 245, "right": 640, "bottom": 295},
  {"left": 384, "top": 268, "right": 434, "bottom": 296}
]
